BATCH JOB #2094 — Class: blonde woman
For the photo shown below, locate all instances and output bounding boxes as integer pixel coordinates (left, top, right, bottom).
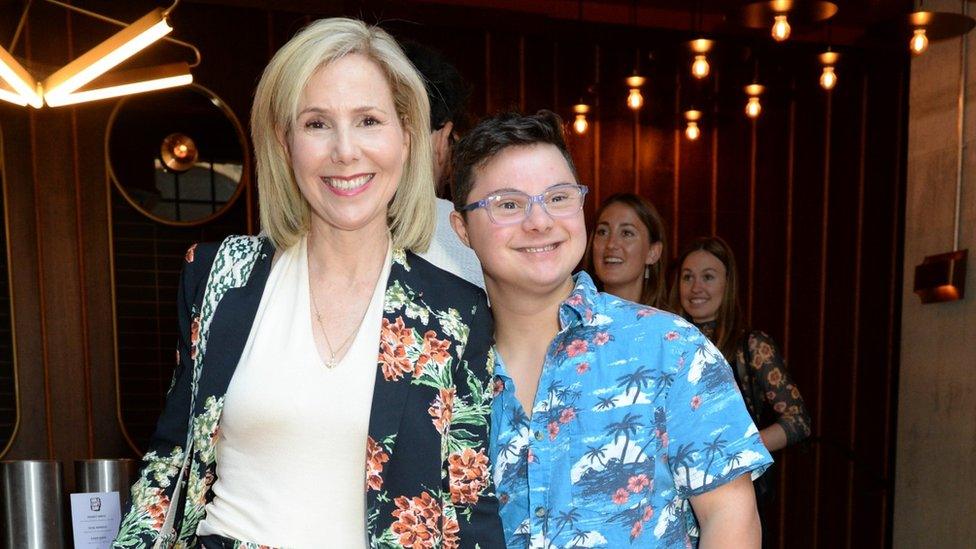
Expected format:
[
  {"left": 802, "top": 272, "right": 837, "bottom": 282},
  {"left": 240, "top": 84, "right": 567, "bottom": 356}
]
[{"left": 114, "top": 18, "right": 502, "bottom": 548}]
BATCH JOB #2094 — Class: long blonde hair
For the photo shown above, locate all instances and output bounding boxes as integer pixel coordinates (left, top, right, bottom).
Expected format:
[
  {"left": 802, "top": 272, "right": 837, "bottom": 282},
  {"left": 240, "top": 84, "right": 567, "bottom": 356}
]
[{"left": 250, "top": 17, "right": 435, "bottom": 251}]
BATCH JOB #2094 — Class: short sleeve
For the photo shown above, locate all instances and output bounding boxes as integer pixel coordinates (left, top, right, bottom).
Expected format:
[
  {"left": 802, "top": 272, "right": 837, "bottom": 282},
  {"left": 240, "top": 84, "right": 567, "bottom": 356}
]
[{"left": 666, "top": 331, "right": 773, "bottom": 497}]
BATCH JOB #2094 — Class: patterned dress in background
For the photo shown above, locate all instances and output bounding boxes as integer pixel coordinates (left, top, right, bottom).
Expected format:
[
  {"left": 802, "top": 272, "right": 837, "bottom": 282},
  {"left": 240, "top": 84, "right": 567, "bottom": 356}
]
[
  {"left": 490, "top": 272, "right": 772, "bottom": 548},
  {"left": 696, "top": 322, "right": 812, "bottom": 448}
]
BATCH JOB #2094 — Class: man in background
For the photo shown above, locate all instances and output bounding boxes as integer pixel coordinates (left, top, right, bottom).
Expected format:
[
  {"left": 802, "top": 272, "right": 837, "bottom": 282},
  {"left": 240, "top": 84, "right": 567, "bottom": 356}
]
[{"left": 404, "top": 41, "right": 485, "bottom": 289}]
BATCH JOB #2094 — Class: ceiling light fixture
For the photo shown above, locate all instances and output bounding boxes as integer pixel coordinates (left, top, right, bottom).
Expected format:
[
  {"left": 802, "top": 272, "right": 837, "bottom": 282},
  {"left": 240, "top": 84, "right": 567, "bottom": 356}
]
[
  {"left": 0, "top": 47, "right": 42, "bottom": 107},
  {"left": 684, "top": 109, "right": 702, "bottom": 140},
  {"left": 733, "top": 1, "right": 838, "bottom": 44},
  {"left": 688, "top": 39, "right": 714, "bottom": 79},
  {"left": 0, "top": 0, "right": 197, "bottom": 108},
  {"left": 771, "top": 14, "right": 791, "bottom": 41},
  {"left": 626, "top": 73, "right": 646, "bottom": 111},
  {"left": 744, "top": 84, "right": 764, "bottom": 119},
  {"left": 43, "top": 8, "right": 175, "bottom": 105},
  {"left": 572, "top": 102, "right": 590, "bottom": 135},
  {"left": 47, "top": 62, "right": 193, "bottom": 107},
  {"left": 904, "top": 9, "right": 974, "bottom": 57},
  {"left": 819, "top": 50, "right": 839, "bottom": 90}
]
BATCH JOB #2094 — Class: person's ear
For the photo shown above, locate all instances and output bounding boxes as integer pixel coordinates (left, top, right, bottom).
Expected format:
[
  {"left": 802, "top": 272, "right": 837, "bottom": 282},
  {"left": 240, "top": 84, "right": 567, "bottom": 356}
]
[
  {"left": 646, "top": 241, "right": 664, "bottom": 265},
  {"left": 431, "top": 121, "right": 454, "bottom": 181},
  {"left": 450, "top": 209, "right": 472, "bottom": 248}
]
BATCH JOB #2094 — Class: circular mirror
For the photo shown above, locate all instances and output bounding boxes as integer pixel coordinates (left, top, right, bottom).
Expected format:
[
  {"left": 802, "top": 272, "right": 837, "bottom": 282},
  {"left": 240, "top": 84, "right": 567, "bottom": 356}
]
[{"left": 107, "top": 85, "right": 248, "bottom": 226}]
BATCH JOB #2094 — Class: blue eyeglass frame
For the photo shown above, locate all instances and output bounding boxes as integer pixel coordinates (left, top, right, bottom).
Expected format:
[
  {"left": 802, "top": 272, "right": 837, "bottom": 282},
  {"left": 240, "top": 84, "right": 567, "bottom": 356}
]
[{"left": 460, "top": 183, "right": 589, "bottom": 224}]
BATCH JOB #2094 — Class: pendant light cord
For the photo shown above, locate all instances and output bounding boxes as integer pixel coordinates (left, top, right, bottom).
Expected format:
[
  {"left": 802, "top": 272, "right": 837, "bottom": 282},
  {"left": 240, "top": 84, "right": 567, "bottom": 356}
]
[
  {"left": 8, "top": 0, "right": 33, "bottom": 52},
  {"left": 953, "top": 0, "right": 968, "bottom": 251}
]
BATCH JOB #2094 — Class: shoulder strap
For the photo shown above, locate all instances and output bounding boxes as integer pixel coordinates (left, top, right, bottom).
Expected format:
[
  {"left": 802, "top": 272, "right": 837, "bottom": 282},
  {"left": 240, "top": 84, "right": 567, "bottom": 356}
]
[{"left": 154, "top": 235, "right": 266, "bottom": 548}]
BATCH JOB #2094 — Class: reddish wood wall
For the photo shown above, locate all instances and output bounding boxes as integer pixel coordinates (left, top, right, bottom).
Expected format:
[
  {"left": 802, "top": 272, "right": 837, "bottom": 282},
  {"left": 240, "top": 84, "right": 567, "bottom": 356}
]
[{"left": 0, "top": 1, "right": 905, "bottom": 547}]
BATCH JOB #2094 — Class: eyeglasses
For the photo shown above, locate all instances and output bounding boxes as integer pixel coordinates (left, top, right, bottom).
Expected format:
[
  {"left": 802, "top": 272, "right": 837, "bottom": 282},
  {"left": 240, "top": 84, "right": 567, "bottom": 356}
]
[{"left": 461, "top": 183, "right": 589, "bottom": 225}]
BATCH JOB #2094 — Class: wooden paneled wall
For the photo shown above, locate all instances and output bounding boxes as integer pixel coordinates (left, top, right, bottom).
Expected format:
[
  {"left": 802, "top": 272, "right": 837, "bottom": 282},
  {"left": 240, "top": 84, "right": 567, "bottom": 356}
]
[{"left": 0, "top": 1, "right": 905, "bottom": 547}]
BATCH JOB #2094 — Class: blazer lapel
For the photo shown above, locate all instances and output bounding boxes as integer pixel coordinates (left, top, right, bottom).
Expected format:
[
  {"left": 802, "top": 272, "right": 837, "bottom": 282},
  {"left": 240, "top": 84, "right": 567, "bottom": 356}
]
[
  {"left": 195, "top": 238, "right": 275, "bottom": 409},
  {"left": 366, "top": 253, "right": 415, "bottom": 450}
]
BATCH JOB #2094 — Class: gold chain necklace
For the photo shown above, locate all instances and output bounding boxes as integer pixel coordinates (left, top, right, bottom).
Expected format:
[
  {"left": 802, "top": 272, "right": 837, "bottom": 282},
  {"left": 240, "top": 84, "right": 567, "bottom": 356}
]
[{"left": 309, "top": 286, "right": 371, "bottom": 369}]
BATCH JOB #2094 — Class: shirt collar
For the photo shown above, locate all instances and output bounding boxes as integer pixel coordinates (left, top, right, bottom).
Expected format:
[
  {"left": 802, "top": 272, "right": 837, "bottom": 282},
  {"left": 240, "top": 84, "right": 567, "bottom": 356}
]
[
  {"left": 493, "top": 272, "right": 600, "bottom": 383},
  {"left": 559, "top": 271, "right": 600, "bottom": 329}
]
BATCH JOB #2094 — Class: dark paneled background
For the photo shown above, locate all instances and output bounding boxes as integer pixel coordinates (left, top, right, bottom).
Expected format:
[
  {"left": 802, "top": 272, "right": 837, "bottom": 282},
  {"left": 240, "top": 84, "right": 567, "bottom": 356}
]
[{"left": 0, "top": 1, "right": 905, "bottom": 547}]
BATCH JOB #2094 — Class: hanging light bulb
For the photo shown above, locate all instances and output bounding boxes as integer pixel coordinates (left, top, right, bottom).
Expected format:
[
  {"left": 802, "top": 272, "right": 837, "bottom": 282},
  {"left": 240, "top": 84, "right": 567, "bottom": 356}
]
[
  {"left": 744, "top": 84, "right": 764, "bottom": 119},
  {"left": 684, "top": 109, "right": 702, "bottom": 141},
  {"left": 572, "top": 103, "right": 590, "bottom": 135},
  {"left": 818, "top": 51, "right": 839, "bottom": 91},
  {"left": 691, "top": 55, "right": 710, "bottom": 79},
  {"left": 910, "top": 28, "right": 929, "bottom": 55},
  {"left": 819, "top": 66, "right": 837, "bottom": 90},
  {"left": 625, "top": 75, "right": 646, "bottom": 111},
  {"left": 771, "top": 14, "right": 791, "bottom": 42},
  {"left": 688, "top": 39, "right": 714, "bottom": 79},
  {"left": 745, "top": 97, "right": 762, "bottom": 118}
]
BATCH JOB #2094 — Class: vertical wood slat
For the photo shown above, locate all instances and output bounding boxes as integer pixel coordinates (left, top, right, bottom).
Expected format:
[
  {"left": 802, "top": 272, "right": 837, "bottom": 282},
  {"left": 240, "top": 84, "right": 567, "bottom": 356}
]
[
  {"left": 778, "top": 78, "right": 798, "bottom": 549},
  {"left": 747, "top": 118, "right": 757, "bottom": 325},
  {"left": 880, "top": 66, "right": 907, "bottom": 549},
  {"left": 70, "top": 107, "right": 95, "bottom": 458},
  {"left": 845, "top": 74, "right": 869, "bottom": 549},
  {"left": 63, "top": 0, "right": 95, "bottom": 460},
  {"left": 672, "top": 71, "right": 680, "bottom": 253},
  {"left": 709, "top": 71, "right": 720, "bottom": 236},
  {"left": 518, "top": 35, "right": 526, "bottom": 112},
  {"left": 25, "top": 26, "right": 55, "bottom": 459},
  {"left": 593, "top": 44, "right": 601, "bottom": 206},
  {"left": 812, "top": 89, "right": 833, "bottom": 549}
]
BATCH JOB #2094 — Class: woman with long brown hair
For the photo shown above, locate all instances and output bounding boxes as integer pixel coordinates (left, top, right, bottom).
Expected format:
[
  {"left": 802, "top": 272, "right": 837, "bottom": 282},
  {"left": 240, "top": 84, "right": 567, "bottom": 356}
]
[
  {"left": 670, "top": 236, "right": 811, "bottom": 504},
  {"left": 586, "top": 193, "right": 669, "bottom": 309}
]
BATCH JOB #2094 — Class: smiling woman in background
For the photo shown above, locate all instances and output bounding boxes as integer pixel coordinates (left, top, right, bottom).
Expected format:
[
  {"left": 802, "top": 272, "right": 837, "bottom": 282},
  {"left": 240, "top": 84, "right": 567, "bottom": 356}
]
[
  {"left": 586, "top": 193, "right": 670, "bottom": 309},
  {"left": 113, "top": 17, "right": 501, "bottom": 549},
  {"left": 670, "top": 236, "right": 811, "bottom": 508}
]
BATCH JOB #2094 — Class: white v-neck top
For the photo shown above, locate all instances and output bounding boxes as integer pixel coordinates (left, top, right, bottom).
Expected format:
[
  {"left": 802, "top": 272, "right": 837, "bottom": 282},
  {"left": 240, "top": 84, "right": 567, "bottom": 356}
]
[{"left": 197, "top": 236, "right": 391, "bottom": 548}]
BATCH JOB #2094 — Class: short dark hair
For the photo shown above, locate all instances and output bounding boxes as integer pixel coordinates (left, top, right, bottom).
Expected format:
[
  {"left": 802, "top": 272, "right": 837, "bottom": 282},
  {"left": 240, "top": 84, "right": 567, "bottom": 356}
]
[
  {"left": 451, "top": 110, "right": 578, "bottom": 210},
  {"left": 401, "top": 41, "right": 470, "bottom": 131}
]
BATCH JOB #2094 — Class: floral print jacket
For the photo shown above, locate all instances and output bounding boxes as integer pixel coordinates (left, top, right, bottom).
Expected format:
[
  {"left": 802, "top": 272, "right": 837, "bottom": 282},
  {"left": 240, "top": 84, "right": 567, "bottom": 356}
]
[{"left": 113, "top": 236, "right": 504, "bottom": 548}]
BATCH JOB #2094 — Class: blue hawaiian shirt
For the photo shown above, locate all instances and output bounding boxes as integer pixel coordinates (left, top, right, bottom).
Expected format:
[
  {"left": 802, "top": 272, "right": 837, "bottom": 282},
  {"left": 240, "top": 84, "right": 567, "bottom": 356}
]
[{"left": 489, "top": 272, "right": 773, "bottom": 548}]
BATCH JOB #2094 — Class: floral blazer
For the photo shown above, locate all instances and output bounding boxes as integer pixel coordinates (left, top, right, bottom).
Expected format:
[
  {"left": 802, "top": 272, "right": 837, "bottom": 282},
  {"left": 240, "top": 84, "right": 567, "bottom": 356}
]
[{"left": 113, "top": 235, "right": 504, "bottom": 548}]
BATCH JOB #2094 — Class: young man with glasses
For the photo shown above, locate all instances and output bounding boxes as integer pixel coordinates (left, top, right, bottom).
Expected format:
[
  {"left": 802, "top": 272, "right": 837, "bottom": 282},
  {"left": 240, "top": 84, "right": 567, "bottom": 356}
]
[{"left": 450, "top": 111, "right": 772, "bottom": 548}]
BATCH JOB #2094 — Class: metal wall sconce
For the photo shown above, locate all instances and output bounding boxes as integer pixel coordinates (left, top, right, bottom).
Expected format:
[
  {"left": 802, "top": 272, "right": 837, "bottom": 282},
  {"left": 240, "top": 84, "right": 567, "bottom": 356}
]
[{"left": 914, "top": 250, "right": 967, "bottom": 303}]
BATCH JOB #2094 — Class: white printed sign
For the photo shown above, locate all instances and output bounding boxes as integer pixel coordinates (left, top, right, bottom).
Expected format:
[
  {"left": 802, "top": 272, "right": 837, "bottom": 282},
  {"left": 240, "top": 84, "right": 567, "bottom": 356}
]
[{"left": 70, "top": 491, "right": 121, "bottom": 549}]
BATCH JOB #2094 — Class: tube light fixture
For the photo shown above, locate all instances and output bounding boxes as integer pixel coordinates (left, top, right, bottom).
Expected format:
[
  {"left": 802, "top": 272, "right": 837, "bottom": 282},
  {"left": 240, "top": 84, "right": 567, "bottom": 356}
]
[
  {"left": 0, "top": 47, "right": 42, "bottom": 108},
  {"left": 45, "top": 62, "right": 192, "bottom": 107},
  {"left": 43, "top": 8, "right": 173, "bottom": 106}
]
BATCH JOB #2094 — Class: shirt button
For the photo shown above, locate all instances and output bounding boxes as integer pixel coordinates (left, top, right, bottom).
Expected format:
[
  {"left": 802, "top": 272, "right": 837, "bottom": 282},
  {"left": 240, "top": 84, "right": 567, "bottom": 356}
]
[
  {"left": 534, "top": 431, "right": 543, "bottom": 441},
  {"left": 534, "top": 506, "right": 546, "bottom": 518}
]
